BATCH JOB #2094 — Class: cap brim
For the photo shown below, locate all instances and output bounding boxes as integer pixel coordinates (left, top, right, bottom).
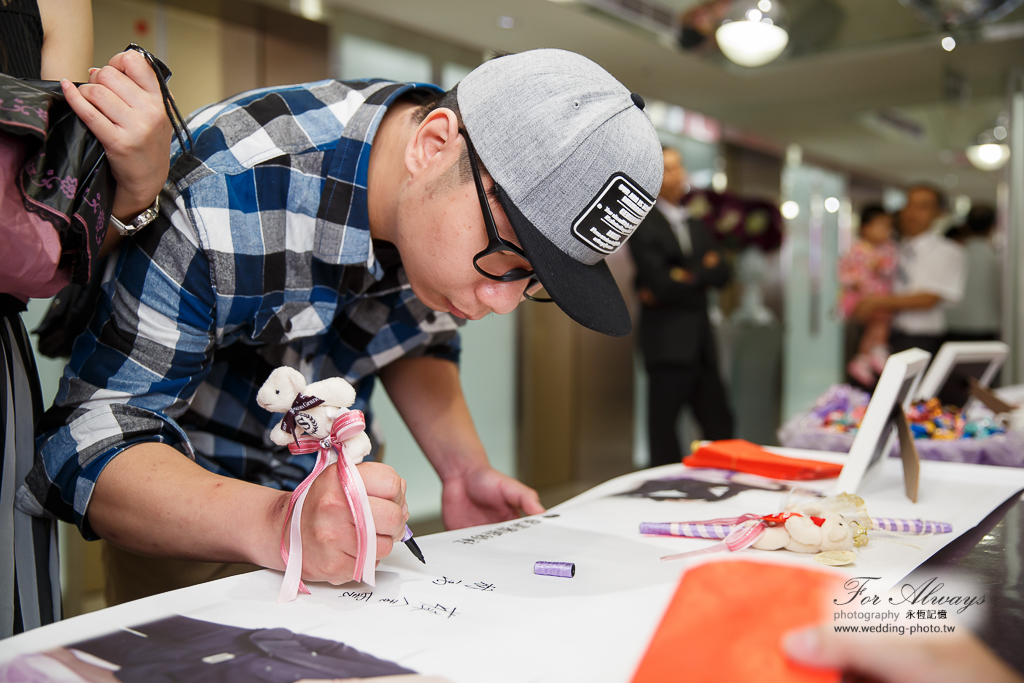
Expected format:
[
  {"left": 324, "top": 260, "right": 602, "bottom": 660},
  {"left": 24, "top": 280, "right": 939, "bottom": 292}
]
[{"left": 496, "top": 185, "right": 632, "bottom": 337}]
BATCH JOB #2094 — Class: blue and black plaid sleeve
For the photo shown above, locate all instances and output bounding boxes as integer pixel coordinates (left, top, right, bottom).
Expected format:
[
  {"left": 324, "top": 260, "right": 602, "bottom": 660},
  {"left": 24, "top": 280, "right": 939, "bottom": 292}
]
[{"left": 20, "top": 79, "right": 462, "bottom": 536}]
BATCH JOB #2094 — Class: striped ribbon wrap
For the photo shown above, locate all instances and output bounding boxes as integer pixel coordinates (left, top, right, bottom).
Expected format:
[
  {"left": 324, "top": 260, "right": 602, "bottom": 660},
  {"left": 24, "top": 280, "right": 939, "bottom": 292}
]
[
  {"left": 643, "top": 515, "right": 952, "bottom": 561},
  {"left": 278, "top": 410, "right": 376, "bottom": 603},
  {"left": 871, "top": 518, "right": 952, "bottom": 534}
]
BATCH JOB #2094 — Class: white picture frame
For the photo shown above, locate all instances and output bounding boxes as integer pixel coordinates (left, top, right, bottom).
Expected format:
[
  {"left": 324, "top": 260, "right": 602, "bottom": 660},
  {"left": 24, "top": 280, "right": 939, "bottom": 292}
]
[
  {"left": 835, "top": 348, "right": 932, "bottom": 497},
  {"left": 913, "top": 341, "right": 1008, "bottom": 408}
]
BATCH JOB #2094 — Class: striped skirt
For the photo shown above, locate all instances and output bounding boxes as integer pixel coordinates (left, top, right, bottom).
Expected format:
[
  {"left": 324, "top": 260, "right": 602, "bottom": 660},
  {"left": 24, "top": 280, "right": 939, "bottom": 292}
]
[{"left": 1, "top": 303, "right": 60, "bottom": 637}]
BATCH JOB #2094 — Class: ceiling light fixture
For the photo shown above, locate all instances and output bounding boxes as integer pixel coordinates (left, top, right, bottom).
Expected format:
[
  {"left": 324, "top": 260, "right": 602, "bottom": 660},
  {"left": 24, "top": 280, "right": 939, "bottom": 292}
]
[
  {"left": 941, "top": 35, "right": 956, "bottom": 50},
  {"left": 966, "top": 143, "right": 1011, "bottom": 170},
  {"left": 966, "top": 126, "right": 1011, "bottom": 171},
  {"left": 498, "top": 16, "right": 515, "bottom": 29},
  {"left": 715, "top": 0, "right": 789, "bottom": 67},
  {"left": 291, "top": 0, "right": 322, "bottom": 21}
]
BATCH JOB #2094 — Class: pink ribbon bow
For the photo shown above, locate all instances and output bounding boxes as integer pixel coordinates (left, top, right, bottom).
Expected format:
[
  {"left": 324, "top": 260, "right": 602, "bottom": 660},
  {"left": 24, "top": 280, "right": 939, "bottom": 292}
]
[
  {"left": 660, "top": 514, "right": 767, "bottom": 562},
  {"left": 277, "top": 409, "right": 376, "bottom": 602}
]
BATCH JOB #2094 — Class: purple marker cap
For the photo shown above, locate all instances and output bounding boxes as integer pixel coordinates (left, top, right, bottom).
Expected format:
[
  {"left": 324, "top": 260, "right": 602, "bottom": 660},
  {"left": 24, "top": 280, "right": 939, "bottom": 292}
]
[{"left": 534, "top": 561, "right": 575, "bottom": 578}]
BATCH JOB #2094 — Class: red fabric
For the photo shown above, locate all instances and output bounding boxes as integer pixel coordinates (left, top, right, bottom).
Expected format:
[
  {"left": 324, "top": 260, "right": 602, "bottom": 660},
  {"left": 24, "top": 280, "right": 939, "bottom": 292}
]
[
  {"left": 761, "top": 513, "right": 826, "bottom": 527},
  {"left": 631, "top": 561, "right": 842, "bottom": 683},
  {"left": 686, "top": 440, "right": 842, "bottom": 480}
]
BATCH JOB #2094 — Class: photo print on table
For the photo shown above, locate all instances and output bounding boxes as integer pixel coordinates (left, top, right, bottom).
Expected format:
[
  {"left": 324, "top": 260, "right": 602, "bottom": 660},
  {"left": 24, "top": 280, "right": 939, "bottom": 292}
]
[{"left": 0, "top": 615, "right": 450, "bottom": 683}]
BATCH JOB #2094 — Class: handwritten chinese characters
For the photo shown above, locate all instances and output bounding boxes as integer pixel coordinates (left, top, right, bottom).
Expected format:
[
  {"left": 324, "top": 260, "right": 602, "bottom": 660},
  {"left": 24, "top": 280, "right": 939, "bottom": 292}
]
[
  {"left": 432, "top": 577, "right": 496, "bottom": 592},
  {"left": 453, "top": 519, "right": 542, "bottom": 545}
]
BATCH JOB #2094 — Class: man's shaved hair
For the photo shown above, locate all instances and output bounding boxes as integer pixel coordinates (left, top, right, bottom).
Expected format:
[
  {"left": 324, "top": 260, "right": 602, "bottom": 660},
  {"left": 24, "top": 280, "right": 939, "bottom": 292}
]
[
  {"left": 413, "top": 87, "right": 474, "bottom": 186},
  {"left": 412, "top": 86, "right": 500, "bottom": 200}
]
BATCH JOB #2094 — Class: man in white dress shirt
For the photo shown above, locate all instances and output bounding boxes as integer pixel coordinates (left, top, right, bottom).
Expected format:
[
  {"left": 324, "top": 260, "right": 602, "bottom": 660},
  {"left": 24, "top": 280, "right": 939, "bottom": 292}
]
[{"left": 854, "top": 185, "right": 965, "bottom": 356}]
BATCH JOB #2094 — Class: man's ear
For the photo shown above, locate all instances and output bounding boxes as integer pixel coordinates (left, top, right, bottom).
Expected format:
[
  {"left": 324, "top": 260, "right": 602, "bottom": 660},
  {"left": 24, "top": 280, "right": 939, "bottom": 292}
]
[{"left": 405, "top": 108, "right": 461, "bottom": 180}]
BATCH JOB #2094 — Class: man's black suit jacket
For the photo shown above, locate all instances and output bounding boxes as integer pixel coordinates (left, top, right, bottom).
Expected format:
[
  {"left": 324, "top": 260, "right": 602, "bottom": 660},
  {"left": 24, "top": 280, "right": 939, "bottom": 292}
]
[{"left": 629, "top": 206, "right": 730, "bottom": 367}]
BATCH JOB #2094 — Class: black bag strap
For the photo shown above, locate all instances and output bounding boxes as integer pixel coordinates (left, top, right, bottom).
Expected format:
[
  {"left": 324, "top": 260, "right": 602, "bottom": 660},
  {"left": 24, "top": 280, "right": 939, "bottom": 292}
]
[{"left": 125, "top": 43, "right": 195, "bottom": 161}]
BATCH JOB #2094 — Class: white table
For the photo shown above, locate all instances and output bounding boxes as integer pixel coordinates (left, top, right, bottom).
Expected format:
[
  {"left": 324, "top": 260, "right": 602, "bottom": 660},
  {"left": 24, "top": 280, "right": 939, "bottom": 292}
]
[{"left": 3, "top": 451, "right": 1023, "bottom": 682}]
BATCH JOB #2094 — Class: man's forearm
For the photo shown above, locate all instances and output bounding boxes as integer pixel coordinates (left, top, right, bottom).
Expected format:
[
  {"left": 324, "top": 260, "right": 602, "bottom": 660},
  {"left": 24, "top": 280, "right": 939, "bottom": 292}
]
[
  {"left": 378, "top": 356, "right": 490, "bottom": 482},
  {"left": 874, "top": 292, "right": 942, "bottom": 312},
  {"left": 88, "top": 443, "right": 288, "bottom": 569}
]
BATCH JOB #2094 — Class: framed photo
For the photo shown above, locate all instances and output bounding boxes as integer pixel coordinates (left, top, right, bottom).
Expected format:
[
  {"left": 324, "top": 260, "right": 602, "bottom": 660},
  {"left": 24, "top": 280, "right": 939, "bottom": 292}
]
[
  {"left": 835, "top": 348, "right": 932, "bottom": 498},
  {"left": 913, "top": 341, "right": 1008, "bottom": 409}
]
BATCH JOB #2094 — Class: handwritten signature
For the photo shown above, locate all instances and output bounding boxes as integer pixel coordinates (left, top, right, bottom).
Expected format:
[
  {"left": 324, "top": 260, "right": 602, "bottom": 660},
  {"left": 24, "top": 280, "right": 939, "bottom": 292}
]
[{"left": 338, "top": 592, "right": 463, "bottom": 619}]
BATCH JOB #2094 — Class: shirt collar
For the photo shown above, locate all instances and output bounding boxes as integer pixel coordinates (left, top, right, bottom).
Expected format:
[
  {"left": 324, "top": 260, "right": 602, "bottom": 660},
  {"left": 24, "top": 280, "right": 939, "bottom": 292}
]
[
  {"left": 322, "top": 82, "right": 443, "bottom": 281},
  {"left": 656, "top": 197, "right": 688, "bottom": 223},
  {"left": 901, "top": 229, "right": 937, "bottom": 251}
]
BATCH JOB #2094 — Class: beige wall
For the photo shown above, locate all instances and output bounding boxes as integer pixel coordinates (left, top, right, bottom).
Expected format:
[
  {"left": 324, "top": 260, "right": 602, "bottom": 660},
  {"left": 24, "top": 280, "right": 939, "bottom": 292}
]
[
  {"left": 92, "top": 0, "right": 330, "bottom": 118},
  {"left": 93, "top": 0, "right": 223, "bottom": 117},
  {"left": 518, "top": 305, "right": 635, "bottom": 489}
]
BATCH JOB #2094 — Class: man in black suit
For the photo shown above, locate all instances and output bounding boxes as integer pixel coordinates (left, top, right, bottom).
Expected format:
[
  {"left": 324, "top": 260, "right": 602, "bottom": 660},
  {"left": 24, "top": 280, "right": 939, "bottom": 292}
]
[{"left": 629, "top": 147, "right": 734, "bottom": 467}]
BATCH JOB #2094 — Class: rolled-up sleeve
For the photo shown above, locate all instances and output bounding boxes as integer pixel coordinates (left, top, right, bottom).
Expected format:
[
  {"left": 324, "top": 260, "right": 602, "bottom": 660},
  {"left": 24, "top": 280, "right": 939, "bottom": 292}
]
[{"left": 18, "top": 194, "right": 218, "bottom": 538}]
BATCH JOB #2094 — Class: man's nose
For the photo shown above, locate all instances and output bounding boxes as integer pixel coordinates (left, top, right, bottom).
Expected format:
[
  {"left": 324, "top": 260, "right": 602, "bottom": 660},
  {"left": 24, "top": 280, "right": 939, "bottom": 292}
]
[{"left": 476, "top": 279, "right": 524, "bottom": 316}]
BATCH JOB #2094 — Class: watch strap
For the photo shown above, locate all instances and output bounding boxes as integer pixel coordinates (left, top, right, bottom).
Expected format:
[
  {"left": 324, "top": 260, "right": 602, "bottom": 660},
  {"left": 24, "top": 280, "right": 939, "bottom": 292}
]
[{"left": 110, "top": 196, "right": 160, "bottom": 236}]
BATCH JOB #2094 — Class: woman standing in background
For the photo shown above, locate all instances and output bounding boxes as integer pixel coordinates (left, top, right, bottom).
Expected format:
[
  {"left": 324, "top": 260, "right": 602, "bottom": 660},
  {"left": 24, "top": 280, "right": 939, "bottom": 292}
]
[
  {"left": 945, "top": 205, "right": 1001, "bottom": 344},
  {"left": 1, "top": 0, "right": 172, "bottom": 636}
]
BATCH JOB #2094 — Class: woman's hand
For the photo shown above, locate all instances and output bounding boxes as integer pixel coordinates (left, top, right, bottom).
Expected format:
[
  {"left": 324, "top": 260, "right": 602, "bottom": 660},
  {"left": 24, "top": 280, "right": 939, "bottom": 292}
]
[{"left": 61, "top": 49, "right": 173, "bottom": 226}]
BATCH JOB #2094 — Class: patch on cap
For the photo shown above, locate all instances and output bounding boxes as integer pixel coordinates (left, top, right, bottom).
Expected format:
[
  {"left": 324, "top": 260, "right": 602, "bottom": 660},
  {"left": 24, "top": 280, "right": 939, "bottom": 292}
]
[{"left": 571, "top": 173, "right": 655, "bottom": 255}]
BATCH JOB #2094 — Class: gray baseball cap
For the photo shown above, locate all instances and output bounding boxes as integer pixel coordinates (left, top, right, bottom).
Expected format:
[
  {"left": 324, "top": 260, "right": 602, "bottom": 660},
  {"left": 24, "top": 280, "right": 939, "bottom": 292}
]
[{"left": 458, "top": 49, "right": 662, "bottom": 337}]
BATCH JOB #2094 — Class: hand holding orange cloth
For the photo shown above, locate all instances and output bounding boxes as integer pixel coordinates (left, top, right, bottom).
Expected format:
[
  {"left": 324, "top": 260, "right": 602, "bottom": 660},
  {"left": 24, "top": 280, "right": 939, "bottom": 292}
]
[{"left": 631, "top": 561, "right": 842, "bottom": 683}]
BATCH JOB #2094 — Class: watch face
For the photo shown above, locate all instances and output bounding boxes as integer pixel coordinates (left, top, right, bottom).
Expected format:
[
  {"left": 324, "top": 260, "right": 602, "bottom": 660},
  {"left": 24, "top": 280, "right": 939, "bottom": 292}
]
[{"left": 114, "top": 200, "right": 160, "bottom": 235}]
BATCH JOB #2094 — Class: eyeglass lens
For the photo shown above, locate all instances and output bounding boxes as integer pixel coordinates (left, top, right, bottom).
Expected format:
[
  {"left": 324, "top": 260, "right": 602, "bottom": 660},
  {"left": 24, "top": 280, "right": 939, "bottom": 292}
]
[{"left": 463, "top": 129, "right": 553, "bottom": 302}]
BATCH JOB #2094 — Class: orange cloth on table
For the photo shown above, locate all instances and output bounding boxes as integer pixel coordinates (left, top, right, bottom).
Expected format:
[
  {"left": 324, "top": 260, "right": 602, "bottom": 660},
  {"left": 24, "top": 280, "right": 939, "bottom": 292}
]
[
  {"left": 631, "top": 561, "right": 842, "bottom": 683},
  {"left": 686, "top": 439, "right": 843, "bottom": 480}
]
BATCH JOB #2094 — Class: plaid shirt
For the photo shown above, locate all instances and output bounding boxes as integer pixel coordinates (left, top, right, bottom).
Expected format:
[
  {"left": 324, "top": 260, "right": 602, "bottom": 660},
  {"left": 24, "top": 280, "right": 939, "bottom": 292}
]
[{"left": 18, "top": 79, "right": 463, "bottom": 537}]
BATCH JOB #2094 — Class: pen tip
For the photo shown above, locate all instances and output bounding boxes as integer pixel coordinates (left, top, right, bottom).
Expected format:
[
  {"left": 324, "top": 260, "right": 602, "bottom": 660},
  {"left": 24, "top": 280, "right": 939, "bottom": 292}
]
[{"left": 406, "top": 538, "right": 426, "bottom": 564}]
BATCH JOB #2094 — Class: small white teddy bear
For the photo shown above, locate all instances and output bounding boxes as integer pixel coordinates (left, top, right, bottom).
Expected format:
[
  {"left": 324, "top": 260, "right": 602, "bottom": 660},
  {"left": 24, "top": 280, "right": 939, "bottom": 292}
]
[
  {"left": 257, "top": 367, "right": 372, "bottom": 463},
  {"left": 751, "top": 513, "right": 854, "bottom": 554}
]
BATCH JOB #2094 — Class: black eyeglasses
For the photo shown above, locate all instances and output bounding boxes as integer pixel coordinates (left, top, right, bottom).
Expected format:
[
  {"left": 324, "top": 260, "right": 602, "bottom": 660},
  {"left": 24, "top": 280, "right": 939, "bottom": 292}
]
[{"left": 461, "top": 130, "right": 552, "bottom": 303}]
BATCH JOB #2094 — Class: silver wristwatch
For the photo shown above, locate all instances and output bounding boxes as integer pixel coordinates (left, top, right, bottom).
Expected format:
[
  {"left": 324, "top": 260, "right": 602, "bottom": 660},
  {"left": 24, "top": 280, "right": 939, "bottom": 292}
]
[{"left": 110, "top": 196, "right": 160, "bottom": 236}]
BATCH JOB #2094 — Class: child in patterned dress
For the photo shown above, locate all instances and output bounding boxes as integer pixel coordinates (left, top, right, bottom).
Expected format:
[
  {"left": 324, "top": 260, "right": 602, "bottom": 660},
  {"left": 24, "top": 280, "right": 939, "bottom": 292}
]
[{"left": 839, "top": 205, "right": 898, "bottom": 386}]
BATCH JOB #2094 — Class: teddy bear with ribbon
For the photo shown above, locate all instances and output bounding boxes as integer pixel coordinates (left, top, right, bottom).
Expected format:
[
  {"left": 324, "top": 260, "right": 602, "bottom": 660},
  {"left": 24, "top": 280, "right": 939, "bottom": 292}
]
[
  {"left": 651, "top": 494, "right": 869, "bottom": 563},
  {"left": 647, "top": 492, "right": 952, "bottom": 565},
  {"left": 748, "top": 512, "right": 855, "bottom": 553},
  {"left": 652, "top": 509, "right": 857, "bottom": 563},
  {"left": 257, "top": 367, "right": 376, "bottom": 602}
]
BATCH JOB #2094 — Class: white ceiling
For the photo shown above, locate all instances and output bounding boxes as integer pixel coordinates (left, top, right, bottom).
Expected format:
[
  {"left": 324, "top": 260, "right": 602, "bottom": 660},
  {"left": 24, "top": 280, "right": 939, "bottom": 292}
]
[{"left": 325, "top": 0, "right": 1024, "bottom": 199}]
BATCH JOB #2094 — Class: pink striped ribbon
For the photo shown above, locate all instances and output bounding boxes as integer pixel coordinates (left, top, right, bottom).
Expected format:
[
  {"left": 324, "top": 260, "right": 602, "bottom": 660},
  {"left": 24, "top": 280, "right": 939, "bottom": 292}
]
[
  {"left": 660, "top": 521, "right": 766, "bottom": 562},
  {"left": 641, "top": 514, "right": 761, "bottom": 540},
  {"left": 278, "top": 410, "right": 376, "bottom": 603}
]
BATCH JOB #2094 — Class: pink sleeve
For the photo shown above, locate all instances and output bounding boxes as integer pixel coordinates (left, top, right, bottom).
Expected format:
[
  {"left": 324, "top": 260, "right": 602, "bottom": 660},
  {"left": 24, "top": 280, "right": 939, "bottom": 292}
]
[
  {"left": 0, "top": 134, "right": 70, "bottom": 302},
  {"left": 837, "top": 245, "right": 863, "bottom": 288}
]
